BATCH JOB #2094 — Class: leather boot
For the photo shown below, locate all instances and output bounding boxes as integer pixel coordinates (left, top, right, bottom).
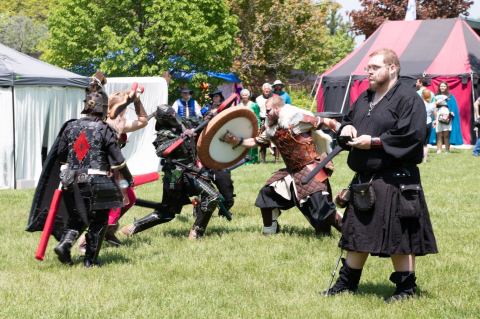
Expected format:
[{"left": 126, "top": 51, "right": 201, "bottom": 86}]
[
  {"left": 105, "top": 223, "right": 122, "bottom": 246},
  {"left": 84, "top": 225, "right": 107, "bottom": 268},
  {"left": 385, "top": 272, "right": 417, "bottom": 303},
  {"left": 120, "top": 211, "right": 175, "bottom": 236},
  {"left": 324, "top": 258, "right": 363, "bottom": 295},
  {"left": 54, "top": 229, "right": 79, "bottom": 265}
]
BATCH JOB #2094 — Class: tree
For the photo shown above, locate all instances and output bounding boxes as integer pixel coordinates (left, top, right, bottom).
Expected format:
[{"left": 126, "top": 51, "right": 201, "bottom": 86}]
[
  {"left": 350, "top": 0, "right": 474, "bottom": 38},
  {"left": 0, "top": 0, "right": 57, "bottom": 22},
  {"left": 0, "top": 0, "right": 55, "bottom": 56},
  {"left": 228, "top": 0, "right": 353, "bottom": 87},
  {"left": 0, "top": 14, "right": 48, "bottom": 57},
  {"left": 42, "top": 0, "right": 239, "bottom": 81}
]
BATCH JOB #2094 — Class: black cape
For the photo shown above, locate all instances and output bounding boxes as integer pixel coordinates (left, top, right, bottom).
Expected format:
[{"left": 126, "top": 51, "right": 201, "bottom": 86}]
[{"left": 26, "top": 120, "right": 74, "bottom": 241}]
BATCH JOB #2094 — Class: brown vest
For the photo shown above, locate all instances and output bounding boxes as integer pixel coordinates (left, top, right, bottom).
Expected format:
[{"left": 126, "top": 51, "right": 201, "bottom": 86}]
[{"left": 271, "top": 128, "right": 317, "bottom": 172}]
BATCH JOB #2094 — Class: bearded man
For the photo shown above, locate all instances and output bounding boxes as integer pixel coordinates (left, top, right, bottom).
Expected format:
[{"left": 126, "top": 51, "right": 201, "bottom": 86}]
[
  {"left": 221, "top": 95, "right": 342, "bottom": 236},
  {"left": 325, "top": 48, "right": 438, "bottom": 302}
]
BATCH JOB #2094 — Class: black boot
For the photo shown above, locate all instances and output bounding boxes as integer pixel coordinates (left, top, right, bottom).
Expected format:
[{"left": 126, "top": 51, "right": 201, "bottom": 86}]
[
  {"left": 84, "top": 225, "right": 107, "bottom": 268},
  {"left": 385, "top": 272, "right": 417, "bottom": 303},
  {"left": 324, "top": 258, "right": 363, "bottom": 295},
  {"left": 120, "top": 211, "right": 175, "bottom": 236},
  {"left": 54, "top": 229, "right": 79, "bottom": 265}
]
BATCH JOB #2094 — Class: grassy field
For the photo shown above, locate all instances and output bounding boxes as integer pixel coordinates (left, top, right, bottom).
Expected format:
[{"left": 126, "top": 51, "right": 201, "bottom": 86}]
[{"left": 0, "top": 150, "right": 479, "bottom": 318}]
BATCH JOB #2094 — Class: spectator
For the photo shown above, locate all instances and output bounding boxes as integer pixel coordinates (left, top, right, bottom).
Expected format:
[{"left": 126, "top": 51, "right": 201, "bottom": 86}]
[
  {"left": 422, "top": 89, "right": 435, "bottom": 162},
  {"left": 272, "top": 80, "right": 292, "bottom": 104},
  {"left": 172, "top": 88, "right": 202, "bottom": 120},
  {"left": 237, "top": 89, "right": 261, "bottom": 164},
  {"left": 473, "top": 97, "right": 480, "bottom": 157},
  {"left": 201, "top": 89, "right": 224, "bottom": 116},
  {"left": 432, "top": 81, "right": 462, "bottom": 153},
  {"left": 255, "top": 83, "right": 272, "bottom": 163},
  {"left": 416, "top": 77, "right": 427, "bottom": 94}
]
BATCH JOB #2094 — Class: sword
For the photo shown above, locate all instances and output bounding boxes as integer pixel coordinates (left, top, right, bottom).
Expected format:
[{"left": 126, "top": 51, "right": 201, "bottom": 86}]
[
  {"left": 35, "top": 183, "right": 63, "bottom": 261},
  {"left": 301, "top": 145, "right": 344, "bottom": 185},
  {"left": 225, "top": 156, "right": 250, "bottom": 172},
  {"left": 162, "top": 93, "right": 238, "bottom": 157}
]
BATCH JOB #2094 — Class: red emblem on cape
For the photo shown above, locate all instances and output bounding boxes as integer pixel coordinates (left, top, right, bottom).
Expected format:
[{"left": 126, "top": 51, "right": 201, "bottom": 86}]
[{"left": 73, "top": 131, "right": 90, "bottom": 161}]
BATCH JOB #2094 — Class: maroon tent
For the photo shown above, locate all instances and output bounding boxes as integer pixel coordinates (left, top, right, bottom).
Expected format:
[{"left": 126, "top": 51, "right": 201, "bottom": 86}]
[{"left": 316, "top": 18, "right": 480, "bottom": 144}]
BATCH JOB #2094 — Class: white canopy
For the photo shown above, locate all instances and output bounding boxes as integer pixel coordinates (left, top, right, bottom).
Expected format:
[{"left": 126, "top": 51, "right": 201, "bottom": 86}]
[{"left": 104, "top": 77, "right": 168, "bottom": 175}]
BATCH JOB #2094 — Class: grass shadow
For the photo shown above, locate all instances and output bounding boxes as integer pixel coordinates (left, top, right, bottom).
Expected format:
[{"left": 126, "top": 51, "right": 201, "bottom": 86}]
[
  {"left": 98, "top": 251, "right": 132, "bottom": 265},
  {"left": 357, "top": 282, "right": 394, "bottom": 298},
  {"left": 357, "top": 283, "right": 430, "bottom": 300},
  {"left": 281, "top": 224, "right": 340, "bottom": 240},
  {"left": 117, "top": 235, "right": 153, "bottom": 247}
]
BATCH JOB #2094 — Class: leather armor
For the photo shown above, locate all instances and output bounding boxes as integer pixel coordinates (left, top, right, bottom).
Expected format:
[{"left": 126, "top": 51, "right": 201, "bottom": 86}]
[{"left": 271, "top": 128, "right": 318, "bottom": 172}]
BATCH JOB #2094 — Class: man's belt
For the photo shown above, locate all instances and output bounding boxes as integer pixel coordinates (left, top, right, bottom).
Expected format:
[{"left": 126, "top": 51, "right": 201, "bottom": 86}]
[{"left": 59, "top": 167, "right": 109, "bottom": 226}]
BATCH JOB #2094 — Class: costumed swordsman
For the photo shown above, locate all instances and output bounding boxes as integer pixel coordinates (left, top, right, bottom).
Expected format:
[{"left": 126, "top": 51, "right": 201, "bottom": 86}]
[
  {"left": 28, "top": 90, "right": 133, "bottom": 267},
  {"left": 325, "top": 48, "right": 438, "bottom": 302},
  {"left": 220, "top": 95, "right": 342, "bottom": 236},
  {"left": 195, "top": 89, "right": 236, "bottom": 219},
  {"left": 103, "top": 80, "right": 148, "bottom": 246},
  {"left": 120, "top": 104, "right": 229, "bottom": 239}
]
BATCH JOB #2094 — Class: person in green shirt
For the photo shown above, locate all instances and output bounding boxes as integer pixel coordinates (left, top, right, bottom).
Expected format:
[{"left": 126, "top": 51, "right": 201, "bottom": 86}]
[{"left": 236, "top": 89, "right": 261, "bottom": 164}]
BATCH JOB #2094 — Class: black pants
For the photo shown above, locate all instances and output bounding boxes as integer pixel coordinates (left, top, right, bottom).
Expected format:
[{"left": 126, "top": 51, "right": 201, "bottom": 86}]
[
  {"left": 255, "top": 185, "right": 336, "bottom": 230},
  {"left": 62, "top": 189, "right": 109, "bottom": 233},
  {"left": 212, "top": 170, "right": 234, "bottom": 210}
]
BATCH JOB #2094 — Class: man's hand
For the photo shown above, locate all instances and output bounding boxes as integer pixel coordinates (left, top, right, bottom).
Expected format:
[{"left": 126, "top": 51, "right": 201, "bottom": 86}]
[
  {"left": 348, "top": 135, "right": 372, "bottom": 149},
  {"left": 181, "top": 129, "right": 196, "bottom": 138},
  {"left": 321, "top": 118, "right": 340, "bottom": 132},
  {"left": 340, "top": 125, "right": 357, "bottom": 138},
  {"left": 219, "top": 130, "right": 240, "bottom": 146}
]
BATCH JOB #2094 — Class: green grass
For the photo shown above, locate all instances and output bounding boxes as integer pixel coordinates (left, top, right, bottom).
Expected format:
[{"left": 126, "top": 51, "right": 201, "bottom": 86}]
[{"left": 0, "top": 150, "right": 479, "bottom": 318}]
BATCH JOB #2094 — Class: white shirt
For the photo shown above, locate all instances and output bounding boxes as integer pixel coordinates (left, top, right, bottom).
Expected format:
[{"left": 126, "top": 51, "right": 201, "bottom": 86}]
[{"left": 171, "top": 98, "right": 202, "bottom": 118}]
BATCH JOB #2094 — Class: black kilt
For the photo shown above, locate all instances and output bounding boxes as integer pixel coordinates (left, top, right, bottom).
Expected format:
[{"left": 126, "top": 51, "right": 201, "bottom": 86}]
[{"left": 339, "top": 166, "right": 438, "bottom": 257}]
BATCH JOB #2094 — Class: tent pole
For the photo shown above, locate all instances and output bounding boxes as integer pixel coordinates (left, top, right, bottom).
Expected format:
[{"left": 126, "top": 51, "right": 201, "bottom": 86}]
[
  {"left": 471, "top": 72, "right": 478, "bottom": 141},
  {"left": 339, "top": 75, "right": 353, "bottom": 114},
  {"left": 11, "top": 86, "right": 16, "bottom": 189},
  {"left": 310, "top": 75, "right": 323, "bottom": 112}
]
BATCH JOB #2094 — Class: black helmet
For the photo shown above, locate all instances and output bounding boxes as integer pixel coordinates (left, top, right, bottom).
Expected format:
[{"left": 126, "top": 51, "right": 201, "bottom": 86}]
[{"left": 82, "top": 91, "right": 108, "bottom": 118}]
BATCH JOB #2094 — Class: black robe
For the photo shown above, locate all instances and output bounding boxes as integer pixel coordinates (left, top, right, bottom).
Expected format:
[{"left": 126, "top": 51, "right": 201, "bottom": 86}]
[{"left": 339, "top": 81, "right": 438, "bottom": 256}]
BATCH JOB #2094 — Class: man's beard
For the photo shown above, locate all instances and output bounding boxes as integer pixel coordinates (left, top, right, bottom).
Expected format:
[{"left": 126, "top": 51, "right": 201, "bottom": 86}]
[
  {"left": 369, "top": 72, "right": 390, "bottom": 91},
  {"left": 266, "top": 109, "right": 279, "bottom": 125}
]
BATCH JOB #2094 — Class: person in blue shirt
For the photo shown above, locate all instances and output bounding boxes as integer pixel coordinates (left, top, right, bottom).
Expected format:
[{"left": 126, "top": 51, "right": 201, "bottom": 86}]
[
  {"left": 201, "top": 90, "right": 224, "bottom": 116},
  {"left": 272, "top": 80, "right": 291, "bottom": 105}
]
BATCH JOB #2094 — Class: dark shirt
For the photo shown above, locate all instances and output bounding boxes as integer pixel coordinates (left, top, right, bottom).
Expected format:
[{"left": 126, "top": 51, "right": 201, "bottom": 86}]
[
  {"left": 341, "top": 80, "right": 426, "bottom": 173},
  {"left": 58, "top": 117, "right": 125, "bottom": 170}
]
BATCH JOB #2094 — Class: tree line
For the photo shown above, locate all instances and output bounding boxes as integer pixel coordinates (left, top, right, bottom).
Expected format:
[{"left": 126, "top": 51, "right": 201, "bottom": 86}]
[{"left": 0, "top": 0, "right": 473, "bottom": 89}]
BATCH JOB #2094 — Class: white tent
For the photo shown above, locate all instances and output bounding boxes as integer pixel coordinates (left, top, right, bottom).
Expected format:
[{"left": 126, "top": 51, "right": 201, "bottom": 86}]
[
  {"left": 0, "top": 43, "right": 88, "bottom": 189},
  {"left": 104, "top": 77, "right": 168, "bottom": 175}
]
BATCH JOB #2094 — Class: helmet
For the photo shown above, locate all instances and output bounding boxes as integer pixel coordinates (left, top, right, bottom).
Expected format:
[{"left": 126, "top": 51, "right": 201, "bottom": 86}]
[{"left": 82, "top": 91, "right": 108, "bottom": 118}]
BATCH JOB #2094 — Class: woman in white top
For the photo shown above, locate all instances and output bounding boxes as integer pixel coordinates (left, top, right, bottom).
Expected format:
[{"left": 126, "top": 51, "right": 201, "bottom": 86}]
[
  {"left": 421, "top": 89, "right": 435, "bottom": 162},
  {"left": 433, "top": 82, "right": 455, "bottom": 153}
]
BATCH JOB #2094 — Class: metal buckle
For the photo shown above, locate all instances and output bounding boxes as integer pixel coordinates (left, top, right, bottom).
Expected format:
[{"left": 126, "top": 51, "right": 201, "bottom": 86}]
[{"left": 77, "top": 172, "right": 88, "bottom": 183}]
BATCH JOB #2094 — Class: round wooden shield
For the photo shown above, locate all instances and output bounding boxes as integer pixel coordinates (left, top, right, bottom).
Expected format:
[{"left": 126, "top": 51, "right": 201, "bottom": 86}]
[{"left": 197, "top": 106, "right": 258, "bottom": 170}]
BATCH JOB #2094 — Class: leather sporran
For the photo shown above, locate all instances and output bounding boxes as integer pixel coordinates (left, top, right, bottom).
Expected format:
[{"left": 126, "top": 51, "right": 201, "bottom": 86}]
[{"left": 350, "top": 176, "right": 375, "bottom": 212}]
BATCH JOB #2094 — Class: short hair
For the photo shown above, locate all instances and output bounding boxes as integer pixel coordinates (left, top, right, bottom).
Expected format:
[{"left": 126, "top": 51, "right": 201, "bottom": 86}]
[
  {"left": 417, "top": 77, "right": 428, "bottom": 86},
  {"left": 267, "top": 94, "right": 285, "bottom": 107},
  {"left": 422, "top": 89, "right": 432, "bottom": 101},
  {"left": 369, "top": 48, "right": 400, "bottom": 77},
  {"left": 262, "top": 82, "right": 272, "bottom": 90},
  {"left": 240, "top": 89, "right": 250, "bottom": 97}
]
